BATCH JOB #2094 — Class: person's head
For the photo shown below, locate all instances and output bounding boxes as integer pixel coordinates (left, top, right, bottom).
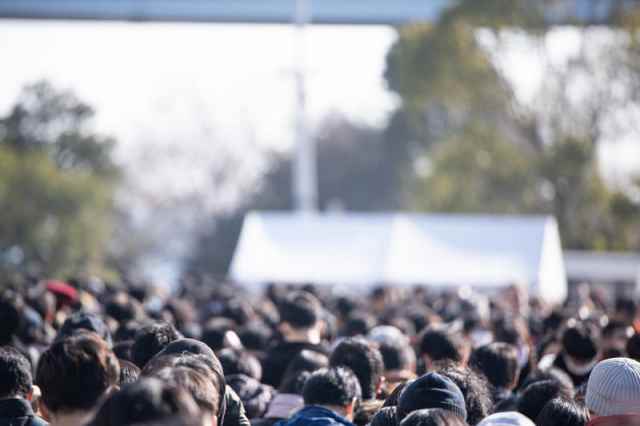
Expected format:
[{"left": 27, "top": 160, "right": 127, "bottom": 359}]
[
  {"left": 302, "top": 367, "right": 362, "bottom": 421},
  {"left": 225, "top": 374, "right": 274, "bottom": 419},
  {"left": 397, "top": 372, "right": 467, "bottom": 422},
  {"left": 535, "top": 398, "right": 589, "bottom": 426},
  {"left": 626, "top": 333, "right": 640, "bottom": 361},
  {"left": 517, "top": 379, "right": 572, "bottom": 421},
  {"left": 370, "top": 406, "right": 398, "bottom": 426},
  {"left": 143, "top": 340, "right": 226, "bottom": 426},
  {"left": 476, "top": 412, "right": 534, "bottom": 426},
  {"left": 0, "top": 346, "right": 33, "bottom": 400},
  {"left": 586, "top": 357, "right": 640, "bottom": 417},
  {"left": 86, "top": 377, "right": 203, "bottom": 426},
  {"left": 36, "top": 332, "right": 120, "bottom": 419},
  {"left": 0, "top": 294, "right": 21, "bottom": 345},
  {"left": 439, "top": 367, "right": 491, "bottom": 426},
  {"left": 217, "top": 348, "right": 262, "bottom": 380},
  {"left": 469, "top": 343, "right": 519, "bottom": 391},
  {"left": 561, "top": 321, "right": 600, "bottom": 374},
  {"left": 56, "top": 311, "right": 113, "bottom": 347},
  {"left": 131, "top": 322, "right": 182, "bottom": 368},
  {"left": 399, "top": 409, "right": 467, "bottom": 426},
  {"left": 419, "top": 326, "right": 469, "bottom": 370},
  {"left": 277, "top": 291, "right": 323, "bottom": 341},
  {"left": 149, "top": 366, "right": 220, "bottom": 421},
  {"left": 329, "top": 337, "right": 385, "bottom": 400},
  {"left": 280, "top": 350, "right": 329, "bottom": 394}
]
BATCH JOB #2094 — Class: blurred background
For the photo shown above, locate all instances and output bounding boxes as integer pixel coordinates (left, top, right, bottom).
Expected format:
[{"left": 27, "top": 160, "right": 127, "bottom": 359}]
[{"left": 0, "top": 0, "right": 639, "bottom": 291}]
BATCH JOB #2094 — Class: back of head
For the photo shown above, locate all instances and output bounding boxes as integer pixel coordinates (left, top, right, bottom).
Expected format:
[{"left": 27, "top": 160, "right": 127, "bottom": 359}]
[
  {"left": 278, "top": 291, "right": 322, "bottom": 330},
  {"left": 626, "top": 334, "right": 640, "bottom": 361},
  {"left": 399, "top": 409, "right": 467, "bottom": 426},
  {"left": 517, "top": 380, "right": 571, "bottom": 421},
  {"left": 150, "top": 366, "right": 220, "bottom": 417},
  {"left": 302, "top": 367, "right": 362, "bottom": 409},
  {"left": 562, "top": 322, "right": 599, "bottom": 362},
  {"left": 0, "top": 294, "right": 21, "bottom": 345},
  {"left": 476, "top": 412, "right": 534, "bottom": 426},
  {"left": 218, "top": 349, "right": 262, "bottom": 380},
  {"left": 469, "top": 343, "right": 519, "bottom": 390},
  {"left": 329, "top": 337, "right": 384, "bottom": 400},
  {"left": 371, "top": 406, "right": 398, "bottom": 426},
  {"left": 87, "top": 377, "right": 200, "bottom": 426},
  {"left": 535, "top": 398, "right": 589, "bottom": 426},
  {"left": 131, "top": 322, "right": 181, "bottom": 368},
  {"left": 419, "top": 326, "right": 468, "bottom": 366},
  {"left": 586, "top": 357, "right": 640, "bottom": 417},
  {"left": 36, "top": 332, "right": 120, "bottom": 415},
  {"left": 397, "top": 372, "right": 467, "bottom": 422},
  {"left": 439, "top": 366, "right": 491, "bottom": 426},
  {"left": 56, "top": 311, "right": 113, "bottom": 347},
  {"left": 0, "top": 346, "right": 32, "bottom": 399}
]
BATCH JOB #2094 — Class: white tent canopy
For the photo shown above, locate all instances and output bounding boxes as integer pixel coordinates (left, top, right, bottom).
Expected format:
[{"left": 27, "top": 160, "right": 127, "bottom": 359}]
[{"left": 230, "top": 212, "right": 567, "bottom": 303}]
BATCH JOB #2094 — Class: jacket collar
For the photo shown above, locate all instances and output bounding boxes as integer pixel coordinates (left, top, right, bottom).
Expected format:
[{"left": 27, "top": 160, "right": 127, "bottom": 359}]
[
  {"left": 0, "top": 398, "right": 34, "bottom": 418},
  {"left": 295, "top": 405, "right": 354, "bottom": 426}
]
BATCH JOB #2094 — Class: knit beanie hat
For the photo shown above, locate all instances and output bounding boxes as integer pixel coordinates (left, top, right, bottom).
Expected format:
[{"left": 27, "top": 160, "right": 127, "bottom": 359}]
[
  {"left": 586, "top": 357, "right": 640, "bottom": 416},
  {"left": 477, "top": 412, "right": 535, "bottom": 426},
  {"left": 397, "top": 372, "right": 467, "bottom": 421}
]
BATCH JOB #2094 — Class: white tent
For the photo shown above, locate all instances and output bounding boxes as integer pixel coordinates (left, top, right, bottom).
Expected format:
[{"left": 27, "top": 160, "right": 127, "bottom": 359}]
[{"left": 229, "top": 212, "right": 567, "bottom": 303}]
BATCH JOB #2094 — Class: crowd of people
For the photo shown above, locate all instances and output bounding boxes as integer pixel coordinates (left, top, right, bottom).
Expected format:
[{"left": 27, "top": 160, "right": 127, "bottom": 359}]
[{"left": 1, "top": 277, "right": 640, "bottom": 426}]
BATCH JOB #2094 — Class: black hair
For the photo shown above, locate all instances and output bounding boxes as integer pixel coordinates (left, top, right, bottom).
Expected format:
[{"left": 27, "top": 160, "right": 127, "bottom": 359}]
[
  {"left": 517, "top": 379, "right": 572, "bottom": 421},
  {"left": 627, "top": 333, "right": 640, "bottom": 361},
  {"left": 114, "top": 340, "right": 135, "bottom": 362},
  {"left": 278, "top": 291, "right": 322, "bottom": 329},
  {"left": 218, "top": 348, "right": 262, "bottom": 380},
  {"left": 535, "top": 398, "right": 589, "bottom": 426},
  {"left": 238, "top": 323, "right": 272, "bottom": 352},
  {"left": 303, "top": 367, "right": 362, "bottom": 408},
  {"left": 341, "top": 312, "right": 377, "bottom": 337},
  {"left": 201, "top": 318, "right": 236, "bottom": 352},
  {"left": 419, "top": 327, "right": 467, "bottom": 364},
  {"left": 329, "top": 337, "right": 385, "bottom": 400},
  {"left": 131, "top": 322, "right": 181, "bottom": 368},
  {"left": 0, "top": 346, "right": 32, "bottom": 398},
  {"left": 280, "top": 350, "right": 329, "bottom": 394},
  {"left": 150, "top": 366, "right": 220, "bottom": 415},
  {"left": 399, "top": 409, "right": 467, "bottom": 426},
  {"left": 379, "top": 342, "right": 415, "bottom": 372},
  {"left": 439, "top": 367, "right": 491, "bottom": 426},
  {"left": 86, "top": 377, "right": 199, "bottom": 426},
  {"left": 0, "top": 294, "right": 21, "bottom": 345},
  {"left": 105, "top": 292, "right": 144, "bottom": 323},
  {"left": 468, "top": 343, "right": 519, "bottom": 389},
  {"left": 56, "top": 311, "right": 113, "bottom": 347},
  {"left": 370, "top": 406, "right": 398, "bottom": 426},
  {"left": 561, "top": 322, "right": 599, "bottom": 361}
]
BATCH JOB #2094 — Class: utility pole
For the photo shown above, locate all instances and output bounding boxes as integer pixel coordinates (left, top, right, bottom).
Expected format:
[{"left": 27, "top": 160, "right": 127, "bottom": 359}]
[{"left": 293, "top": 0, "right": 318, "bottom": 212}]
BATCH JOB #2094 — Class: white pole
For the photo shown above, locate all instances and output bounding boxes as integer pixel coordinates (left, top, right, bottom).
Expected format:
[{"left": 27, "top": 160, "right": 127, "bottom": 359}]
[{"left": 293, "top": 0, "right": 317, "bottom": 212}]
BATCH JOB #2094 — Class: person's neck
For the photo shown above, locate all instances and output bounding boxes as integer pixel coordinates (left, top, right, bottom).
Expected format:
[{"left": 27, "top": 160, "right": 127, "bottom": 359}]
[
  {"left": 50, "top": 410, "right": 95, "bottom": 426},
  {"left": 284, "top": 328, "right": 321, "bottom": 345}
]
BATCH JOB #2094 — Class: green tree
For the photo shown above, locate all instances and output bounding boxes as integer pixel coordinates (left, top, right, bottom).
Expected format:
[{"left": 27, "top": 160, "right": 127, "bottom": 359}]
[
  {"left": 385, "top": 0, "right": 640, "bottom": 250},
  {"left": 0, "top": 81, "right": 119, "bottom": 280}
]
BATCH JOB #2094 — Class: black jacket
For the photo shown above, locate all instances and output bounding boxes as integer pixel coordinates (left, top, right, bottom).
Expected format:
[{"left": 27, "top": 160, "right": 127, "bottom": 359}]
[
  {"left": 261, "top": 341, "right": 328, "bottom": 388},
  {"left": 0, "top": 398, "right": 48, "bottom": 426}
]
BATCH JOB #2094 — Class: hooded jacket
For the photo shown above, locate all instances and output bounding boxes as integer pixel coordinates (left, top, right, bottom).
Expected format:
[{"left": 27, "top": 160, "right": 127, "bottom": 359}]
[{"left": 275, "top": 406, "right": 354, "bottom": 426}]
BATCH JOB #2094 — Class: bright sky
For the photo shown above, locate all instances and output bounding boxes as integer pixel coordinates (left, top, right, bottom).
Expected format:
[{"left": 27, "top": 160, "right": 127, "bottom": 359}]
[{"left": 0, "top": 21, "right": 638, "bottom": 188}]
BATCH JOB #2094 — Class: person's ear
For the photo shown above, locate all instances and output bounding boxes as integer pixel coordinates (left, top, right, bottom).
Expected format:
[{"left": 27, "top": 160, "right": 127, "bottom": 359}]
[
  {"left": 376, "top": 376, "right": 386, "bottom": 398},
  {"left": 344, "top": 398, "right": 357, "bottom": 420},
  {"left": 38, "top": 399, "right": 51, "bottom": 422}
]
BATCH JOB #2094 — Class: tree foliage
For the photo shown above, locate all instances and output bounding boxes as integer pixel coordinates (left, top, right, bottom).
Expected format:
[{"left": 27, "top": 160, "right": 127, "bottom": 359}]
[
  {"left": 385, "top": 0, "right": 640, "bottom": 251},
  {"left": 0, "top": 81, "right": 119, "bottom": 280}
]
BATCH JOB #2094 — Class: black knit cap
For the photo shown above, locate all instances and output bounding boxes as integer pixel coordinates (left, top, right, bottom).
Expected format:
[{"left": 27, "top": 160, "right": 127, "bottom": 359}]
[{"left": 397, "top": 372, "right": 467, "bottom": 421}]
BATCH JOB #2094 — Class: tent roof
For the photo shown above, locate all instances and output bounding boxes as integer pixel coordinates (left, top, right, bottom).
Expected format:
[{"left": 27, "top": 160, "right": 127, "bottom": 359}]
[{"left": 230, "top": 212, "right": 566, "bottom": 300}]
